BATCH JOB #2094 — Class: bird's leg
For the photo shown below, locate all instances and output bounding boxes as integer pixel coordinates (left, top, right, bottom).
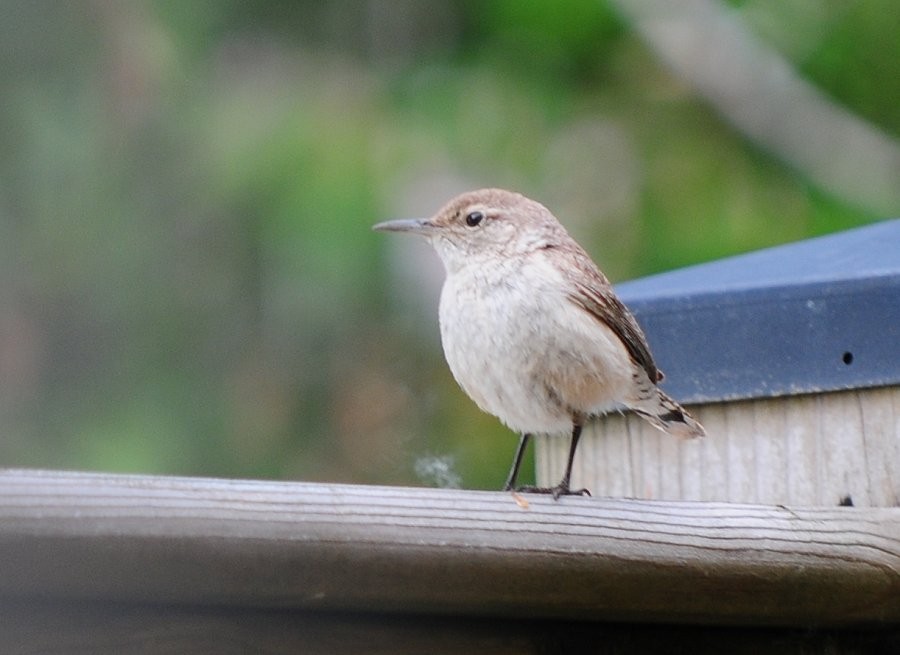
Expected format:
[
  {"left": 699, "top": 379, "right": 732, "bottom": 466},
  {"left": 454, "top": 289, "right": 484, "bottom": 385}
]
[
  {"left": 551, "top": 422, "right": 590, "bottom": 498},
  {"left": 503, "top": 433, "right": 531, "bottom": 491},
  {"left": 516, "top": 421, "right": 591, "bottom": 499}
]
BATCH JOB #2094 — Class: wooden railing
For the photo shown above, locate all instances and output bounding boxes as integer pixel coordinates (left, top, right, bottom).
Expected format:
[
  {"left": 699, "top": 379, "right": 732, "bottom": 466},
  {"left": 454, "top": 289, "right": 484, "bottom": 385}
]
[{"left": 1, "top": 469, "right": 898, "bottom": 652}]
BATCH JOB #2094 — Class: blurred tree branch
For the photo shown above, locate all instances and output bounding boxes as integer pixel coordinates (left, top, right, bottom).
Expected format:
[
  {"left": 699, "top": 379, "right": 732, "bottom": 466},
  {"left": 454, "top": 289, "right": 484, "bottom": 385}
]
[{"left": 612, "top": 0, "right": 900, "bottom": 216}]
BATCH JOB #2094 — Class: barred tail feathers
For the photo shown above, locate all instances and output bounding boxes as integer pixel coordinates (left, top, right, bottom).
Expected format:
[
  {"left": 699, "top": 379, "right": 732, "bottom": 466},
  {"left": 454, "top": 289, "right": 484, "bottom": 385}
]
[{"left": 632, "top": 390, "right": 705, "bottom": 439}]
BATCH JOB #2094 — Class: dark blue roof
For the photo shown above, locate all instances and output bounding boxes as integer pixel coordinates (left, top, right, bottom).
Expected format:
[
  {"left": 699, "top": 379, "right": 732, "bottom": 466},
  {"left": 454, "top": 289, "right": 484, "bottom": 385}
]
[{"left": 616, "top": 219, "right": 900, "bottom": 404}]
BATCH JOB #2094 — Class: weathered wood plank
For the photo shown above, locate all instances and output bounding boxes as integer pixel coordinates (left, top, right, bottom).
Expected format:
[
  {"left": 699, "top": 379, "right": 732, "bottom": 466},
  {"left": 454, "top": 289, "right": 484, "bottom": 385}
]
[
  {"left": 541, "top": 387, "right": 900, "bottom": 507},
  {"left": 1, "top": 469, "right": 898, "bottom": 627}
]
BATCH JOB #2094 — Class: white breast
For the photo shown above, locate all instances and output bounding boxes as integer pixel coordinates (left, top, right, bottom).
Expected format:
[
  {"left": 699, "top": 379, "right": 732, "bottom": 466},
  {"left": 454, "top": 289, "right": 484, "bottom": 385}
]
[{"left": 438, "top": 253, "right": 635, "bottom": 435}]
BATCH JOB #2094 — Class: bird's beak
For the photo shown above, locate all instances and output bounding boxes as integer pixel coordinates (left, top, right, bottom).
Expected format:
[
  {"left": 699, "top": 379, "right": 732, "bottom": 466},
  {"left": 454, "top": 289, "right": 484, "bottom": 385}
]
[{"left": 372, "top": 218, "right": 437, "bottom": 235}]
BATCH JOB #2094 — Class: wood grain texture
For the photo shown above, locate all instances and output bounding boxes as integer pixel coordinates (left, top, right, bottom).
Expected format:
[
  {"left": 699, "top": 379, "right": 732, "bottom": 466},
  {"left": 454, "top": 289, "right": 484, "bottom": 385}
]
[
  {"left": 1, "top": 469, "right": 898, "bottom": 627},
  {"left": 538, "top": 387, "right": 900, "bottom": 507}
]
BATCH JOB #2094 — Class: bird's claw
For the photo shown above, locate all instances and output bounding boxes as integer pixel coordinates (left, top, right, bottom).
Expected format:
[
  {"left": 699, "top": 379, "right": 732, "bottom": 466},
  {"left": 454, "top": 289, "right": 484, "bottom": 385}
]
[{"left": 514, "top": 484, "right": 591, "bottom": 499}]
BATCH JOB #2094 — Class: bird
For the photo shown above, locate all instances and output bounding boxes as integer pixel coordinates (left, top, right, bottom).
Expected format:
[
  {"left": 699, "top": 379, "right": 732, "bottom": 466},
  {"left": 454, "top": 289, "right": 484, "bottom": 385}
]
[{"left": 374, "top": 188, "right": 704, "bottom": 498}]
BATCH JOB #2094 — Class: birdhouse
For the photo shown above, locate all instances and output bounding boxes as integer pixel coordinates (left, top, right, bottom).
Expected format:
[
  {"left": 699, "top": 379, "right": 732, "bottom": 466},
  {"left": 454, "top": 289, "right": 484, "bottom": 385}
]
[{"left": 537, "top": 219, "right": 900, "bottom": 507}]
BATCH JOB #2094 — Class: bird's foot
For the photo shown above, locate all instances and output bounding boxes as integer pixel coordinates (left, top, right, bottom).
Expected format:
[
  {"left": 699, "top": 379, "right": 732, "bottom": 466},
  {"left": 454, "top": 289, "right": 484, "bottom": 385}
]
[{"left": 515, "top": 484, "right": 591, "bottom": 500}]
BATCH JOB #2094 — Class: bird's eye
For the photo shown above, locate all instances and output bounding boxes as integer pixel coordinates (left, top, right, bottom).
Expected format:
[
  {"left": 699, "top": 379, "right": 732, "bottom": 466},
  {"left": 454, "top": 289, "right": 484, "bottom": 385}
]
[{"left": 465, "top": 211, "right": 484, "bottom": 227}]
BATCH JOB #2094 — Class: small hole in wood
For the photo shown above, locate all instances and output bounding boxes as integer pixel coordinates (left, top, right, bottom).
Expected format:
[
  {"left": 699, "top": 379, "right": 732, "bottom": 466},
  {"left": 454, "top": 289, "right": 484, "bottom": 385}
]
[{"left": 842, "top": 351, "right": 853, "bottom": 365}]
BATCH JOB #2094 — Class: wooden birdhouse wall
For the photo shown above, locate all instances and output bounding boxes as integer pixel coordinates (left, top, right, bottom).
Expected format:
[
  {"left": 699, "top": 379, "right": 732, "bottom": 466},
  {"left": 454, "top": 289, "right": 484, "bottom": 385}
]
[{"left": 538, "top": 387, "right": 899, "bottom": 507}]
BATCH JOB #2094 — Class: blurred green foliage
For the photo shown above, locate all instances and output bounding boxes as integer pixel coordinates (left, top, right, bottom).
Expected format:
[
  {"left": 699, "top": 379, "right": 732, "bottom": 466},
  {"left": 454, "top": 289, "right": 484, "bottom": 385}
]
[{"left": 0, "top": 1, "right": 896, "bottom": 489}]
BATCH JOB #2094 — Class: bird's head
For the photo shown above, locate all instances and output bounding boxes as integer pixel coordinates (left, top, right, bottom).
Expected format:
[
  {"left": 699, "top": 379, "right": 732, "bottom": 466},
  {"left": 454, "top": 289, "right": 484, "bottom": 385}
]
[{"left": 373, "top": 188, "right": 567, "bottom": 273}]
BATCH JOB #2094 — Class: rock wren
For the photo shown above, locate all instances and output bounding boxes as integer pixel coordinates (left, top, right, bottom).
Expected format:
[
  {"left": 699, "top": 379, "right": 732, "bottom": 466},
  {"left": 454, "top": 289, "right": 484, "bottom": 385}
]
[{"left": 374, "top": 188, "right": 704, "bottom": 498}]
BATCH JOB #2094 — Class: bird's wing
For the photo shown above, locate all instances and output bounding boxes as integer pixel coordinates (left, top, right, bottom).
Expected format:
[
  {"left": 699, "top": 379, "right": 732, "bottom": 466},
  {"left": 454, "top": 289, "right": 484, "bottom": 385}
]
[{"left": 560, "top": 249, "right": 661, "bottom": 384}]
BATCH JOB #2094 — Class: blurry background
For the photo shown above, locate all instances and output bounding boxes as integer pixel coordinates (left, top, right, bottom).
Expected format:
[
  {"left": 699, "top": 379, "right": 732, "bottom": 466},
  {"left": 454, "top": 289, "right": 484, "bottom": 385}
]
[{"left": 1, "top": 0, "right": 897, "bottom": 489}]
